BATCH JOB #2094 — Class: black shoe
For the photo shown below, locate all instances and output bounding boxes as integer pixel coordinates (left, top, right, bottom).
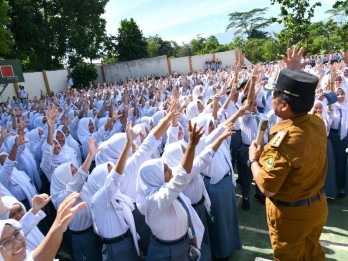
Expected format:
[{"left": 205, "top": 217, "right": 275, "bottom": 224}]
[
  {"left": 254, "top": 193, "right": 265, "bottom": 205},
  {"left": 338, "top": 192, "right": 346, "bottom": 198},
  {"left": 242, "top": 198, "right": 250, "bottom": 210}
]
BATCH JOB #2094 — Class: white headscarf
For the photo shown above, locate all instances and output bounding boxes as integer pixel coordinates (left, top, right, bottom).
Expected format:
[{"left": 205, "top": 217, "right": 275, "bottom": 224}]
[
  {"left": 77, "top": 117, "right": 94, "bottom": 143},
  {"left": 52, "top": 130, "right": 79, "bottom": 167},
  {"left": 162, "top": 142, "right": 211, "bottom": 214},
  {"left": 95, "top": 133, "right": 131, "bottom": 165},
  {"left": 5, "top": 136, "right": 42, "bottom": 191},
  {"left": 86, "top": 162, "right": 139, "bottom": 255},
  {"left": 0, "top": 196, "right": 44, "bottom": 251},
  {"left": 334, "top": 87, "right": 348, "bottom": 140},
  {"left": 136, "top": 158, "right": 204, "bottom": 248},
  {"left": 152, "top": 110, "right": 167, "bottom": 126},
  {"left": 50, "top": 162, "right": 77, "bottom": 208},
  {"left": 0, "top": 219, "right": 29, "bottom": 261},
  {"left": 57, "top": 125, "right": 82, "bottom": 166}
]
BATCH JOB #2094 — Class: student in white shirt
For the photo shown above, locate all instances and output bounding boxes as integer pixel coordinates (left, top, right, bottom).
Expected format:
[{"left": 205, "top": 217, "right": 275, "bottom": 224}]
[
  {"left": 136, "top": 121, "right": 205, "bottom": 261},
  {"left": 50, "top": 138, "right": 102, "bottom": 261}
]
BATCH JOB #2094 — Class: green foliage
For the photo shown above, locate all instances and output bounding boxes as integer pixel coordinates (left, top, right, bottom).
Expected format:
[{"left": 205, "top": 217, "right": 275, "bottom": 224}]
[
  {"left": 71, "top": 63, "right": 98, "bottom": 89},
  {"left": 226, "top": 8, "right": 272, "bottom": 39},
  {"left": 0, "top": 0, "right": 13, "bottom": 57},
  {"left": 270, "top": 0, "right": 322, "bottom": 47},
  {"left": 115, "top": 18, "right": 148, "bottom": 62},
  {"left": 6, "top": 0, "right": 108, "bottom": 71},
  {"left": 146, "top": 35, "right": 173, "bottom": 58}
]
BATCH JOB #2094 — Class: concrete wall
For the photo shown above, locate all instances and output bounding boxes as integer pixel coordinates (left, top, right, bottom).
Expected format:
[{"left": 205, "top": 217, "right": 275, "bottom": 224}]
[
  {"left": 191, "top": 54, "right": 214, "bottom": 72},
  {"left": 46, "top": 69, "right": 69, "bottom": 95},
  {"left": 104, "top": 55, "right": 168, "bottom": 82},
  {"left": 170, "top": 57, "right": 190, "bottom": 75},
  {"left": 20, "top": 72, "right": 47, "bottom": 99},
  {"left": 95, "top": 65, "right": 104, "bottom": 83},
  {"left": 0, "top": 83, "right": 16, "bottom": 103}
]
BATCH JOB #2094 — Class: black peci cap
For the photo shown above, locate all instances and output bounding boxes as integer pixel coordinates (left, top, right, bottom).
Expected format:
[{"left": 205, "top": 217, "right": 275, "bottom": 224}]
[{"left": 272, "top": 69, "right": 319, "bottom": 100}]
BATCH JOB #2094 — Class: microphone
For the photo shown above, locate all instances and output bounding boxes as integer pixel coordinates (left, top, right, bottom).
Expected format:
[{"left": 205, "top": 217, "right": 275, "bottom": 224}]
[{"left": 255, "top": 118, "right": 268, "bottom": 145}]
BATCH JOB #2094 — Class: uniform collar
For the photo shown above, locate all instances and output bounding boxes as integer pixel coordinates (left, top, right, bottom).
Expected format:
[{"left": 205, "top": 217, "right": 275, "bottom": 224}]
[{"left": 270, "top": 114, "right": 310, "bottom": 135}]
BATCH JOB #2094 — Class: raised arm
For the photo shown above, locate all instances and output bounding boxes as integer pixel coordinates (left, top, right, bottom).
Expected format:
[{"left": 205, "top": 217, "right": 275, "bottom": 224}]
[
  {"left": 32, "top": 192, "right": 86, "bottom": 261},
  {"left": 180, "top": 121, "right": 204, "bottom": 174},
  {"left": 115, "top": 121, "right": 140, "bottom": 174},
  {"left": 81, "top": 138, "right": 99, "bottom": 173}
]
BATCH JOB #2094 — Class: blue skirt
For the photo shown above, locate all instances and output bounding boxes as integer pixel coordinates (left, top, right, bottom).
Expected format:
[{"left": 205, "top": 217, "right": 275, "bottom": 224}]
[
  {"left": 325, "top": 139, "right": 337, "bottom": 198},
  {"left": 204, "top": 174, "right": 242, "bottom": 258}
]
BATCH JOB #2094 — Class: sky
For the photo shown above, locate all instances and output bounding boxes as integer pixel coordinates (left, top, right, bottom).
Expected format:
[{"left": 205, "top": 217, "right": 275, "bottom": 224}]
[{"left": 102, "top": 0, "right": 338, "bottom": 45}]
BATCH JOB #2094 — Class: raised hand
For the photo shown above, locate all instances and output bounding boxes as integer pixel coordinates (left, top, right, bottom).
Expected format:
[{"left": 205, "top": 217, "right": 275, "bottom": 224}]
[
  {"left": 15, "top": 130, "right": 27, "bottom": 146},
  {"left": 53, "top": 192, "right": 86, "bottom": 233},
  {"left": 221, "top": 121, "right": 235, "bottom": 139},
  {"left": 125, "top": 121, "right": 141, "bottom": 143},
  {"left": 45, "top": 105, "right": 59, "bottom": 129},
  {"left": 282, "top": 46, "right": 304, "bottom": 70},
  {"left": 188, "top": 120, "right": 205, "bottom": 146},
  {"left": 32, "top": 193, "right": 51, "bottom": 215},
  {"left": 87, "top": 138, "right": 100, "bottom": 157}
]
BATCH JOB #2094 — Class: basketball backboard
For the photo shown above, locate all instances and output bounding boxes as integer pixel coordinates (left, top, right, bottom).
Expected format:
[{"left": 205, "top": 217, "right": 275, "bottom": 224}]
[{"left": 0, "top": 59, "right": 25, "bottom": 84}]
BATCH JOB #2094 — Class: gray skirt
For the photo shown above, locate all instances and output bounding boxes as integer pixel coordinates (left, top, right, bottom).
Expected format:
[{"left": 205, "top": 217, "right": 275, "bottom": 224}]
[{"left": 204, "top": 174, "right": 242, "bottom": 258}]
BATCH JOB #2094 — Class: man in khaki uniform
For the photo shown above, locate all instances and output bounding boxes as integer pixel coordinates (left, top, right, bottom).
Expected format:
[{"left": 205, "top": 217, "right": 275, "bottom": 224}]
[{"left": 249, "top": 48, "right": 328, "bottom": 261}]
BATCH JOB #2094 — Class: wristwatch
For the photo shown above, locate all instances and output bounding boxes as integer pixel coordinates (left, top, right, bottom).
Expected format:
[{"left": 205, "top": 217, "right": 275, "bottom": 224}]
[{"left": 247, "top": 158, "right": 259, "bottom": 168}]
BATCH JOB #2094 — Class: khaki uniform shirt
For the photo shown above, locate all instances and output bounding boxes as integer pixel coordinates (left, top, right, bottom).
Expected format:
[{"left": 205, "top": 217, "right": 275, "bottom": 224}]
[{"left": 256, "top": 114, "right": 327, "bottom": 202}]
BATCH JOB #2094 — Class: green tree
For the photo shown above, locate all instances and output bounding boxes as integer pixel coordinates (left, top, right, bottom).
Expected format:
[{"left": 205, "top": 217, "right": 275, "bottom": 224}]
[
  {"left": 146, "top": 35, "right": 173, "bottom": 58},
  {"left": 6, "top": 0, "right": 108, "bottom": 71},
  {"left": 189, "top": 35, "right": 206, "bottom": 54},
  {"left": 0, "top": 0, "right": 13, "bottom": 57},
  {"left": 326, "top": 3, "right": 348, "bottom": 49},
  {"left": 226, "top": 8, "right": 272, "bottom": 39},
  {"left": 270, "top": 0, "right": 322, "bottom": 48},
  {"left": 115, "top": 18, "right": 148, "bottom": 62},
  {"left": 71, "top": 63, "right": 98, "bottom": 89}
]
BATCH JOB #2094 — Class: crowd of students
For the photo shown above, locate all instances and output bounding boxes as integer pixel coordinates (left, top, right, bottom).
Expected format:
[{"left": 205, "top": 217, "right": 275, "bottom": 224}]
[{"left": 0, "top": 55, "right": 347, "bottom": 261}]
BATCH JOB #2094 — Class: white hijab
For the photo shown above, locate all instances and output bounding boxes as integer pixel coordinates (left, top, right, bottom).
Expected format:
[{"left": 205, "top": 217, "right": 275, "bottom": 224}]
[
  {"left": 77, "top": 117, "right": 94, "bottom": 143},
  {"left": 334, "top": 88, "right": 348, "bottom": 140},
  {"left": 0, "top": 196, "right": 44, "bottom": 251},
  {"left": 52, "top": 130, "right": 79, "bottom": 167},
  {"left": 162, "top": 142, "right": 211, "bottom": 214},
  {"left": 0, "top": 219, "right": 31, "bottom": 261},
  {"left": 136, "top": 158, "right": 204, "bottom": 248},
  {"left": 95, "top": 133, "right": 131, "bottom": 165},
  {"left": 5, "top": 136, "right": 42, "bottom": 190}
]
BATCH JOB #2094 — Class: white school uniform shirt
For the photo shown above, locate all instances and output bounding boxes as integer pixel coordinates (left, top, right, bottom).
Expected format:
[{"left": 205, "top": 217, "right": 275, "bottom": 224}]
[
  {"left": 0, "top": 158, "right": 37, "bottom": 205},
  {"left": 88, "top": 164, "right": 139, "bottom": 255},
  {"left": 50, "top": 163, "right": 92, "bottom": 232},
  {"left": 120, "top": 133, "right": 162, "bottom": 200},
  {"left": 239, "top": 112, "right": 268, "bottom": 145},
  {"left": 162, "top": 141, "right": 213, "bottom": 211},
  {"left": 136, "top": 159, "right": 204, "bottom": 248}
]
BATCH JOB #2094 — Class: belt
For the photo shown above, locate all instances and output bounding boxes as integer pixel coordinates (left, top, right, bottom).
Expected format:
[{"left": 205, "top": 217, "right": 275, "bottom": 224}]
[
  {"left": 269, "top": 189, "right": 325, "bottom": 207},
  {"left": 70, "top": 226, "right": 94, "bottom": 235},
  {"left": 103, "top": 229, "right": 131, "bottom": 244},
  {"left": 201, "top": 171, "right": 231, "bottom": 180},
  {"left": 330, "top": 128, "right": 338, "bottom": 133},
  {"left": 191, "top": 196, "right": 205, "bottom": 208},
  {"left": 242, "top": 143, "right": 250, "bottom": 147},
  {"left": 152, "top": 233, "right": 188, "bottom": 245}
]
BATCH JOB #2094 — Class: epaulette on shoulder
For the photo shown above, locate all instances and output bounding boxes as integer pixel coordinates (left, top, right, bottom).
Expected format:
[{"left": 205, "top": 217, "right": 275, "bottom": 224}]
[{"left": 270, "top": 130, "right": 288, "bottom": 148}]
